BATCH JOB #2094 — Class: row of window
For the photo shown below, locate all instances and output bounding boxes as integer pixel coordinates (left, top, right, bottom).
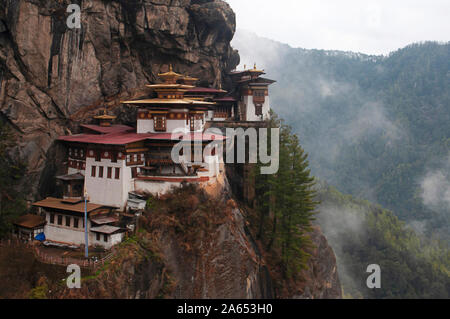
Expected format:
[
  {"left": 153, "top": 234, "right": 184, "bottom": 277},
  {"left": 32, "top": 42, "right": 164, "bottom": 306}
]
[
  {"left": 48, "top": 213, "right": 109, "bottom": 242},
  {"left": 141, "top": 115, "right": 206, "bottom": 132},
  {"left": 253, "top": 90, "right": 266, "bottom": 97},
  {"left": 127, "top": 153, "right": 144, "bottom": 165},
  {"left": 49, "top": 213, "right": 83, "bottom": 229},
  {"left": 92, "top": 151, "right": 119, "bottom": 163},
  {"left": 91, "top": 166, "right": 120, "bottom": 179},
  {"left": 69, "top": 148, "right": 85, "bottom": 159},
  {"left": 96, "top": 233, "right": 109, "bottom": 242}
]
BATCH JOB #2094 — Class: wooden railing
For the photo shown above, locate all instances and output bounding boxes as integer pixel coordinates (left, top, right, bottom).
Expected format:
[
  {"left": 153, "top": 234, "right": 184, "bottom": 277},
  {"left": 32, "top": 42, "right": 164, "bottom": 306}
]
[{"left": 0, "top": 238, "right": 115, "bottom": 269}]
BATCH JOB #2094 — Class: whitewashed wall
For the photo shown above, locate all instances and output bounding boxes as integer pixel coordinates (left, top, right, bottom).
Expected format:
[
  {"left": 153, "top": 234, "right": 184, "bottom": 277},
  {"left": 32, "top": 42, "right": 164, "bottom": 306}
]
[
  {"left": 44, "top": 212, "right": 93, "bottom": 245},
  {"left": 243, "top": 95, "right": 271, "bottom": 122},
  {"left": 92, "top": 232, "right": 124, "bottom": 249},
  {"left": 85, "top": 157, "right": 133, "bottom": 209}
]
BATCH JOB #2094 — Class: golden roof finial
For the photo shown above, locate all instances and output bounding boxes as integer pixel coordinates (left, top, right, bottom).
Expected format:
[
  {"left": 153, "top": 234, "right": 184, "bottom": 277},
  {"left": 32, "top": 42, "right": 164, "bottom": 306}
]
[
  {"left": 169, "top": 64, "right": 173, "bottom": 72},
  {"left": 254, "top": 63, "right": 257, "bottom": 70},
  {"left": 244, "top": 64, "right": 246, "bottom": 70},
  {"left": 94, "top": 106, "right": 116, "bottom": 122}
]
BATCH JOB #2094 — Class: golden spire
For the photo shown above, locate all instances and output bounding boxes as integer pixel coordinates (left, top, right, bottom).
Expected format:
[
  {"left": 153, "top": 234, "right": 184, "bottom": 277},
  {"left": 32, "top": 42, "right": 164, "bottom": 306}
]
[
  {"left": 158, "top": 64, "right": 183, "bottom": 84},
  {"left": 249, "top": 62, "right": 264, "bottom": 73},
  {"left": 94, "top": 106, "right": 116, "bottom": 126}
]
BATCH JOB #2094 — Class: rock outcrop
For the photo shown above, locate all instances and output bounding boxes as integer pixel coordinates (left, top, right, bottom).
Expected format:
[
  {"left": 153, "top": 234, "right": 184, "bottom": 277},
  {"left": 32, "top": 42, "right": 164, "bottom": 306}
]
[
  {"left": 0, "top": 0, "right": 239, "bottom": 197},
  {"left": 293, "top": 226, "right": 342, "bottom": 299}
]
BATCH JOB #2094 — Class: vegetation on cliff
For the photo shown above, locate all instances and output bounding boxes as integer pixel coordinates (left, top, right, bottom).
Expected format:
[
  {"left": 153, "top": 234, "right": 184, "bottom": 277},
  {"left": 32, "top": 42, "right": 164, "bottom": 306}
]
[
  {"left": 0, "top": 121, "right": 27, "bottom": 238},
  {"left": 250, "top": 112, "right": 318, "bottom": 280}
]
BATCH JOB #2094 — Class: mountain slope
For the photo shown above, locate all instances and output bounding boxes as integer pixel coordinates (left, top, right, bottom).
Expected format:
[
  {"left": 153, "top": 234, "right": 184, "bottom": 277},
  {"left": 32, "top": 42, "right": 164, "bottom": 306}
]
[
  {"left": 233, "top": 30, "right": 450, "bottom": 240},
  {"left": 316, "top": 182, "right": 450, "bottom": 299}
]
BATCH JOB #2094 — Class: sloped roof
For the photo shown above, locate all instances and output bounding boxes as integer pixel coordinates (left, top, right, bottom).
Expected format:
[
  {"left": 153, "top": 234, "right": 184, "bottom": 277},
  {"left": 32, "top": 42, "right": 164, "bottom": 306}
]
[
  {"left": 122, "top": 98, "right": 215, "bottom": 105},
  {"left": 214, "top": 96, "right": 237, "bottom": 102},
  {"left": 14, "top": 214, "right": 46, "bottom": 229},
  {"left": 91, "top": 215, "right": 119, "bottom": 225},
  {"left": 56, "top": 173, "right": 85, "bottom": 181},
  {"left": 33, "top": 197, "right": 105, "bottom": 214},
  {"left": 90, "top": 225, "right": 124, "bottom": 234},
  {"left": 58, "top": 132, "right": 151, "bottom": 145},
  {"left": 186, "top": 87, "right": 227, "bottom": 94},
  {"left": 58, "top": 131, "right": 227, "bottom": 145},
  {"left": 80, "top": 124, "right": 134, "bottom": 134}
]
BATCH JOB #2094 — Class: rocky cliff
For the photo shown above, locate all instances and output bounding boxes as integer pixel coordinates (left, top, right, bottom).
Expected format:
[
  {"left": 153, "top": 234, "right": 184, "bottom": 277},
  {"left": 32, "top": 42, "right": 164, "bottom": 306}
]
[
  {"left": 0, "top": 0, "right": 341, "bottom": 299},
  {"left": 50, "top": 183, "right": 340, "bottom": 299},
  {"left": 0, "top": 0, "right": 239, "bottom": 197}
]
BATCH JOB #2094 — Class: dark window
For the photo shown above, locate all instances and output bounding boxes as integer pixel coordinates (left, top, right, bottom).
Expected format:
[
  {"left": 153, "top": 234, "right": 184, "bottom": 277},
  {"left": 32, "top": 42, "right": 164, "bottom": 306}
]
[
  {"left": 95, "top": 150, "right": 101, "bottom": 162},
  {"left": 99, "top": 166, "right": 104, "bottom": 178},
  {"left": 107, "top": 167, "right": 112, "bottom": 179},
  {"left": 65, "top": 216, "right": 71, "bottom": 227},
  {"left": 96, "top": 233, "right": 100, "bottom": 241},
  {"left": 104, "top": 234, "right": 108, "bottom": 242},
  {"left": 154, "top": 116, "right": 166, "bottom": 131},
  {"left": 73, "top": 218, "right": 79, "bottom": 229},
  {"left": 91, "top": 166, "right": 96, "bottom": 177},
  {"left": 111, "top": 152, "right": 117, "bottom": 163},
  {"left": 255, "top": 104, "right": 263, "bottom": 116},
  {"left": 57, "top": 215, "right": 63, "bottom": 225},
  {"left": 115, "top": 167, "right": 120, "bottom": 179},
  {"left": 253, "top": 90, "right": 265, "bottom": 104},
  {"left": 50, "top": 213, "right": 55, "bottom": 224},
  {"left": 131, "top": 167, "right": 138, "bottom": 178},
  {"left": 190, "top": 115, "right": 195, "bottom": 131}
]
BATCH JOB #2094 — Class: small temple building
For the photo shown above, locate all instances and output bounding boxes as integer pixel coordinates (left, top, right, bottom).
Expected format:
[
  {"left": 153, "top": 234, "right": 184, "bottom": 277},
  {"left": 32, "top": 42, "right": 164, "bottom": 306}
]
[
  {"left": 229, "top": 64, "right": 276, "bottom": 122},
  {"left": 22, "top": 64, "right": 275, "bottom": 250},
  {"left": 32, "top": 197, "right": 123, "bottom": 249}
]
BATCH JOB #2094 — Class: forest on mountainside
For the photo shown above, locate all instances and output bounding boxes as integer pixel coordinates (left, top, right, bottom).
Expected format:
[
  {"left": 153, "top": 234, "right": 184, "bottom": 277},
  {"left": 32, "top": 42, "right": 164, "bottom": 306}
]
[
  {"left": 316, "top": 182, "right": 450, "bottom": 299},
  {"left": 250, "top": 114, "right": 449, "bottom": 298},
  {"left": 234, "top": 32, "right": 450, "bottom": 242}
]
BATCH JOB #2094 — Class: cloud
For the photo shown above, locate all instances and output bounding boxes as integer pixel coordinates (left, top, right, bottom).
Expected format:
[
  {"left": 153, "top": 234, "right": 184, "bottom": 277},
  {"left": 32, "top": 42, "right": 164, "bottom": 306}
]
[
  {"left": 420, "top": 154, "right": 450, "bottom": 211},
  {"left": 341, "top": 101, "right": 404, "bottom": 144},
  {"left": 316, "top": 203, "right": 368, "bottom": 295},
  {"left": 226, "top": 0, "right": 450, "bottom": 55}
]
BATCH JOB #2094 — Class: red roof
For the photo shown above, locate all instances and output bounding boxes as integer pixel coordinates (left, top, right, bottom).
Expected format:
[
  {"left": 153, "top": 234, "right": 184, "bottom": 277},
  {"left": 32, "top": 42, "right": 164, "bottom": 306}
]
[
  {"left": 186, "top": 87, "right": 226, "bottom": 94},
  {"left": 58, "top": 132, "right": 151, "bottom": 145},
  {"left": 214, "top": 96, "right": 236, "bottom": 102},
  {"left": 149, "top": 132, "right": 227, "bottom": 141},
  {"left": 58, "top": 132, "right": 227, "bottom": 145},
  {"left": 80, "top": 124, "right": 134, "bottom": 134}
]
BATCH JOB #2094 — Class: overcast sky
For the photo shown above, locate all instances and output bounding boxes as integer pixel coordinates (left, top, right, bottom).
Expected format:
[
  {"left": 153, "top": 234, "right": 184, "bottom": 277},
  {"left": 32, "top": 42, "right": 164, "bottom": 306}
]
[{"left": 225, "top": 0, "right": 450, "bottom": 55}]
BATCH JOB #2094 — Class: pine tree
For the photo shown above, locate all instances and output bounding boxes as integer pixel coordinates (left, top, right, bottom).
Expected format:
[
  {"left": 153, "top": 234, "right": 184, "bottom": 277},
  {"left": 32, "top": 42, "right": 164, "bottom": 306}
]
[{"left": 254, "top": 111, "right": 318, "bottom": 277}]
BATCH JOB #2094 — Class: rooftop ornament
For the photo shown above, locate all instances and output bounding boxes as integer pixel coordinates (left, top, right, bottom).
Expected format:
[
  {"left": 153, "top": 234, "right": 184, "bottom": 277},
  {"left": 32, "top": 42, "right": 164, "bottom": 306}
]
[
  {"left": 158, "top": 64, "right": 184, "bottom": 84},
  {"left": 94, "top": 107, "right": 116, "bottom": 127}
]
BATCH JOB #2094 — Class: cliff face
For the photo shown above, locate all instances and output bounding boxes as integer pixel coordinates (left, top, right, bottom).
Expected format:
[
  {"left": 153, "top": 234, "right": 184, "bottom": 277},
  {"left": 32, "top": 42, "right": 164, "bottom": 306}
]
[
  {"left": 0, "top": 0, "right": 239, "bottom": 197},
  {"left": 51, "top": 184, "right": 340, "bottom": 299},
  {"left": 293, "top": 226, "right": 342, "bottom": 299}
]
